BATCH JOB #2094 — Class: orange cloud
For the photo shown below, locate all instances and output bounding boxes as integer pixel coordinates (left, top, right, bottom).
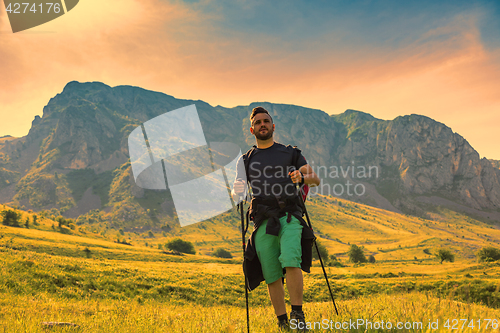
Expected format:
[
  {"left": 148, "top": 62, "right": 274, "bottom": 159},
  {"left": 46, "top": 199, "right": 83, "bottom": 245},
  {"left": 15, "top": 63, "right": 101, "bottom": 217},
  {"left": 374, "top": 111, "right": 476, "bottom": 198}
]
[{"left": 0, "top": 0, "right": 499, "bottom": 158}]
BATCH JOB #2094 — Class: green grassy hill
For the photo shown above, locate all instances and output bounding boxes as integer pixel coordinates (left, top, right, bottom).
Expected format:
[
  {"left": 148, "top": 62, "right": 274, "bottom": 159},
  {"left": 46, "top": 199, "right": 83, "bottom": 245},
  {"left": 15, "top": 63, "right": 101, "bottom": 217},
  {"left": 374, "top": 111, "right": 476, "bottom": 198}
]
[
  {"left": 5, "top": 193, "right": 500, "bottom": 263},
  {"left": 3, "top": 193, "right": 500, "bottom": 262}
]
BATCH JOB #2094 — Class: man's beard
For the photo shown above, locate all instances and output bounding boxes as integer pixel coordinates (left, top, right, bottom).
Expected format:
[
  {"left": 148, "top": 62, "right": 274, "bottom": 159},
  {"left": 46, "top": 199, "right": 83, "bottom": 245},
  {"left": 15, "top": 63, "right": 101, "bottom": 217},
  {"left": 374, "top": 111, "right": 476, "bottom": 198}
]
[{"left": 254, "top": 127, "right": 273, "bottom": 140}]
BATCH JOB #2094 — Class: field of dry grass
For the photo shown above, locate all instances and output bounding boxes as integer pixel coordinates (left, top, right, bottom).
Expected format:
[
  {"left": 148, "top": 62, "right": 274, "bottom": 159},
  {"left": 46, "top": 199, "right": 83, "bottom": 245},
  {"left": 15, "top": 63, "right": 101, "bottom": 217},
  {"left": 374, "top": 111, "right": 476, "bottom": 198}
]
[{"left": 1, "top": 197, "right": 500, "bottom": 332}]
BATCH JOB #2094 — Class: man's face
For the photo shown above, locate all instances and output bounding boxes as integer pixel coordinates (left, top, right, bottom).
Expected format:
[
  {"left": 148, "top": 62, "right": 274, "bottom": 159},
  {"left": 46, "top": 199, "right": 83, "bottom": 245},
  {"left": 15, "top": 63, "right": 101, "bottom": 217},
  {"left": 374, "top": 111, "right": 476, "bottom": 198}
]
[{"left": 250, "top": 113, "right": 274, "bottom": 140}]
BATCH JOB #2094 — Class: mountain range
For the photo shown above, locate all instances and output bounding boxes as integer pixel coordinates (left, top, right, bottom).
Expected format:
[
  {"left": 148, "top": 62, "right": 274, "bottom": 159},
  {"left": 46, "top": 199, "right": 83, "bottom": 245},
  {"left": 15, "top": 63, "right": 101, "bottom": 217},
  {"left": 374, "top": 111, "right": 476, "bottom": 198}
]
[{"left": 1, "top": 81, "right": 499, "bottom": 229}]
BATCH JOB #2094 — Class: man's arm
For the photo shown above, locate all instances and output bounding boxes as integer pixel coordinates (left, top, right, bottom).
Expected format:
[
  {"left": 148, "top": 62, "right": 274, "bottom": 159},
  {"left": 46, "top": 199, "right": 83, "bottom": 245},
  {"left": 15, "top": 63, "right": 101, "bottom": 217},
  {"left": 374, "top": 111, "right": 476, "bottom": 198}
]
[
  {"left": 231, "top": 180, "right": 246, "bottom": 202},
  {"left": 299, "top": 164, "right": 320, "bottom": 186},
  {"left": 289, "top": 164, "right": 320, "bottom": 187},
  {"left": 231, "top": 155, "right": 247, "bottom": 202}
]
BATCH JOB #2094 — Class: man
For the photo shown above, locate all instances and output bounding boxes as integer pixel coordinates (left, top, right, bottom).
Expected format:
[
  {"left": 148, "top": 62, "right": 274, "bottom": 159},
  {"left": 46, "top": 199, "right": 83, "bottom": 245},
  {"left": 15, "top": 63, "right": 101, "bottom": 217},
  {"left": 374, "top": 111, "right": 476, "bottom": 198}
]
[{"left": 232, "top": 106, "right": 320, "bottom": 331}]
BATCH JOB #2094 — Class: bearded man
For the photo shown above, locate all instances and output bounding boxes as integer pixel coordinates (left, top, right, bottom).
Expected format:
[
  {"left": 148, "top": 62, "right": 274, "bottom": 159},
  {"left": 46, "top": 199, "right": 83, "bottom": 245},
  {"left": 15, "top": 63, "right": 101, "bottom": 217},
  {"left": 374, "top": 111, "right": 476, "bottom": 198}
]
[{"left": 233, "top": 106, "right": 320, "bottom": 331}]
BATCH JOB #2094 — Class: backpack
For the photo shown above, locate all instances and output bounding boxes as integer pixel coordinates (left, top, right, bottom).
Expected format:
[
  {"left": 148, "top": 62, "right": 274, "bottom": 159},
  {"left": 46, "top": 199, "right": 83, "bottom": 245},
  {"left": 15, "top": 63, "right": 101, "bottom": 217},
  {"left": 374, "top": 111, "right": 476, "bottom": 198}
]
[{"left": 242, "top": 145, "right": 309, "bottom": 202}]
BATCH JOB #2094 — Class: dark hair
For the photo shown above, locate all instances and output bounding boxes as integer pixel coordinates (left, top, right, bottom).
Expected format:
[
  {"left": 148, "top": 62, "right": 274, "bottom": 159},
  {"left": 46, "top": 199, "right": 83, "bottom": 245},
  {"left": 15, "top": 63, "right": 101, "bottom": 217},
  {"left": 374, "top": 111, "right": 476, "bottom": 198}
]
[{"left": 250, "top": 107, "right": 273, "bottom": 124}]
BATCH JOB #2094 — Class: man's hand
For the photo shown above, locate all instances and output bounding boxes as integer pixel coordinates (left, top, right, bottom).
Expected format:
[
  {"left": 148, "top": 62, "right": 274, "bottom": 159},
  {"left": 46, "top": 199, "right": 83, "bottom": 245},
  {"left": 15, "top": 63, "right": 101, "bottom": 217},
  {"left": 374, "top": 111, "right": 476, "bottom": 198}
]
[
  {"left": 288, "top": 170, "right": 303, "bottom": 184},
  {"left": 232, "top": 179, "right": 246, "bottom": 201},
  {"left": 289, "top": 165, "right": 320, "bottom": 187}
]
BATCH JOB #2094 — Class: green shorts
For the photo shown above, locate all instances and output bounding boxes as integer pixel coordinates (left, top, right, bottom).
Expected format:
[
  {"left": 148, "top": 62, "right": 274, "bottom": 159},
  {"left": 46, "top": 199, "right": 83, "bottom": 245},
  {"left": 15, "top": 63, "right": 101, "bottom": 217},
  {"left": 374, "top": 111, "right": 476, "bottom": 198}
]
[{"left": 255, "top": 214, "right": 303, "bottom": 284}]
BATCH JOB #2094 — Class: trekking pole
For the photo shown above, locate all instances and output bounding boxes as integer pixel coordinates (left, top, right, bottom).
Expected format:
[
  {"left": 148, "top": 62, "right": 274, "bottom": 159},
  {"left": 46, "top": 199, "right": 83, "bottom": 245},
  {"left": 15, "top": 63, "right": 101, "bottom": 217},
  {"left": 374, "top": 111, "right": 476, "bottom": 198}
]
[
  {"left": 293, "top": 173, "right": 339, "bottom": 316},
  {"left": 239, "top": 196, "right": 250, "bottom": 333}
]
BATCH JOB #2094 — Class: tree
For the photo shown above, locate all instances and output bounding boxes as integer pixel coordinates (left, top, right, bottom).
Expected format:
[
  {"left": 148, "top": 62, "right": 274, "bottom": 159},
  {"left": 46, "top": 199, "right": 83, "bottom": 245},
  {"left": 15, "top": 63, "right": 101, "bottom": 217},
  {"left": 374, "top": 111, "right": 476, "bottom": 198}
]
[
  {"left": 213, "top": 248, "right": 233, "bottom": 259},
  {"left": 348, "top": 244, "right": 367, "bottom": 263},
  {"left": 328, "top": 254, "right": 343, "bottom": 267},
  {"left": 368, "top": 255, "right": 376, "bottom": 263},
  {"left": 56, "top": 217, "right": 67, "bottom": 228},
  {"left": 83, "top": 247, "right": 92, "bottom": 258},
  {"left": 312, "top": 240, "right": 329, "bottom": 261},
  {"left": 165, "top": 238, "right": 195, "bottom": 254},
  {"left": 437, "top": 248, "right": 455, "bottom": 264},
  {"left": 477, "top": 247, "right": 500, "bottom": 262},
  {"left": 1, "top": 210, "right": 21, "bottom": 227}
]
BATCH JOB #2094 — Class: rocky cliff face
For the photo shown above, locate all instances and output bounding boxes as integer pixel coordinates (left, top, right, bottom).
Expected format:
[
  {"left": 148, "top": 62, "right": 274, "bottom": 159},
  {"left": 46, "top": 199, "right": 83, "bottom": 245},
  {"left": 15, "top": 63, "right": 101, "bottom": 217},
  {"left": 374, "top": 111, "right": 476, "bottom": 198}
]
[
  {"left": 0, "top": 81, "right": 499, "bottom": 225},
  {"left": 330, "top": 112, "right": 500, "bottom": 215},
  {"left": 490, "top": 160, "right": 500, "bottom": 169}
]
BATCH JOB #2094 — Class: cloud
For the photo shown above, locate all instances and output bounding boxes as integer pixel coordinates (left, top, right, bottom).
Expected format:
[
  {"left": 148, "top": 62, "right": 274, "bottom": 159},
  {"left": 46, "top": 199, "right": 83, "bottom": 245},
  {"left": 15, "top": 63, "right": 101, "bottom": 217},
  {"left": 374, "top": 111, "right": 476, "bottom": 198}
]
[
  {"left": 0, "top": 0, "right": 499, "bottom": 158},
  {"left": 0, "top": 0, "right": 189, "bottom": 134}
]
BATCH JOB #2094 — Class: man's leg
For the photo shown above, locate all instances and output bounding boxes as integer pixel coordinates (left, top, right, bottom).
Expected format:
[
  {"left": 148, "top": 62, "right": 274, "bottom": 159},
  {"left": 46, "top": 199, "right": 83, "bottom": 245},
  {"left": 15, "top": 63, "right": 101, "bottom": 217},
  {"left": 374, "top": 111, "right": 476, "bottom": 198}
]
[
  {"left": 286, "top": 266, "right": 307, "bottom": 330},
  {"left": 279, "top": 216, "right": 307, "bottom": 330},
  {"left": 279, "top": 216, "right": 304, "bottom": 307},
  {"left": 267, "top": 278, "right": 286, "bottom": 316},
  {"left": 255, "top": 219, "right": 287, "bottom": 320},
  {"left": 285, "top": 266, "right": 303, "bottom": 306}
]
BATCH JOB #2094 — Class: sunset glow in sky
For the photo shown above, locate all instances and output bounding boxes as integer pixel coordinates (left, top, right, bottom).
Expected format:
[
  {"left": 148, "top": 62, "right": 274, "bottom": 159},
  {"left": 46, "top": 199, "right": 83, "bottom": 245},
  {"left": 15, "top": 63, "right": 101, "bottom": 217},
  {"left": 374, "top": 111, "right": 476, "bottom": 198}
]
[{"left": 1, "top": 0, "right": 499, "bottom": 159}]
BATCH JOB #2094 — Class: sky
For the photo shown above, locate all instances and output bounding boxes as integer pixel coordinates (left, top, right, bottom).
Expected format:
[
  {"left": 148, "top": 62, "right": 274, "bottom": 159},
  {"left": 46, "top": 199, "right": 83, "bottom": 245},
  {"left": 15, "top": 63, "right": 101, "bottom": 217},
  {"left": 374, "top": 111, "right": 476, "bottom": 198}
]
[{"left": 1, "top": 0, "right": 499, "bottom": 159}]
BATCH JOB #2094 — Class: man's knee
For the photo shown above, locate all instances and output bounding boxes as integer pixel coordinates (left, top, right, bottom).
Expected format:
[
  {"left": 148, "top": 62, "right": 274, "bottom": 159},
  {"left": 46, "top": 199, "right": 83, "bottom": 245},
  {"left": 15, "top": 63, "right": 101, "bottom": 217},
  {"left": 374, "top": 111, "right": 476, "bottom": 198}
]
[
  {"left": 268, "top": 278, "right": 283, "bottom": 287},
  {"left": 285, "top": 267, "right": 302, "bottom": 274}
]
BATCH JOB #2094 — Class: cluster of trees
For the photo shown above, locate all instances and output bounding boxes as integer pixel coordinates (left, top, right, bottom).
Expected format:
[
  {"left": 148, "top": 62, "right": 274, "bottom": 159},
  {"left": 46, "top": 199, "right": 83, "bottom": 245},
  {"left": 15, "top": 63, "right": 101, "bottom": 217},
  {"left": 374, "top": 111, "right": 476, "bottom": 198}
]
[
  {"left": 163, "top": 239, "right": 235, "bottom": 258},
  {"left": 1, "top": 208, "right": 80, "bottom": 235},
  {"left": 343, "top": 245, "right": 500, "bottom": 265},
  {"left": 1, "top": 209, "right": 22, "bottom": 227},
  {"left": 429, "top": 247, "right": 500, "bottom": 264},
  {"left": 315, "top": 243, "right": 500, "bottom": 265},
  {"left": 332, "top": 245, "right": 500, "bottom": 265},
  {"left": 348, "top": 244, "right": 375, "bottom": 264},
  {"left": 1, "top": 209, "right": 39, "bottom": 228},
  {"left": 313, "top": 242, "right": 375, "bottom": 266},
  {"left": 56, "top": 217, "right": 75, "bottom": 229},
  {"left": 1, "top": 208, "right": 84, "bottom": 237}
]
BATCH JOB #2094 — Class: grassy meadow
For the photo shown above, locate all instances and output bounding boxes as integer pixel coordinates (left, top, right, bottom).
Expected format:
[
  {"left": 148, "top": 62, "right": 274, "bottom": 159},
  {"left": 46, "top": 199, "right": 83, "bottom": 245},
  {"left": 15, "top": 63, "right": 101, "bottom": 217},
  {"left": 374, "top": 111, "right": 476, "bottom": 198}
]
[{"left": 1, "top": 197, "right": 500, "bottom": 332}]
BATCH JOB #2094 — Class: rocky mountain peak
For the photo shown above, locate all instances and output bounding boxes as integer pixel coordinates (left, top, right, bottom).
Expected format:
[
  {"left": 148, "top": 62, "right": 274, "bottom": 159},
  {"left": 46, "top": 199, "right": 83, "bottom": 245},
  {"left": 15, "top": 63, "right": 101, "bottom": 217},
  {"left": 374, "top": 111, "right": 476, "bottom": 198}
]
[
  {"left": 340, "top": 109, "right": 378, "bottom": 121},
  {"left": 1, "top": 81, "right": 499, "bottom": 225}
]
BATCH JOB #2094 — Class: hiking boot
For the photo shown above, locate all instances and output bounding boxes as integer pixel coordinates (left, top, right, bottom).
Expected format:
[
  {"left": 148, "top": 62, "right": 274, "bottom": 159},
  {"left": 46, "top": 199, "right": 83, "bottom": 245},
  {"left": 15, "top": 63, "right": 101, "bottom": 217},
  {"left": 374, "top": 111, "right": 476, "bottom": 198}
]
[
  {"left": 289, "top": 310, "right": 308, "bottom": 332},
  {"left": 278, "top": 320, "right": 290, "bottom": 331}
]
